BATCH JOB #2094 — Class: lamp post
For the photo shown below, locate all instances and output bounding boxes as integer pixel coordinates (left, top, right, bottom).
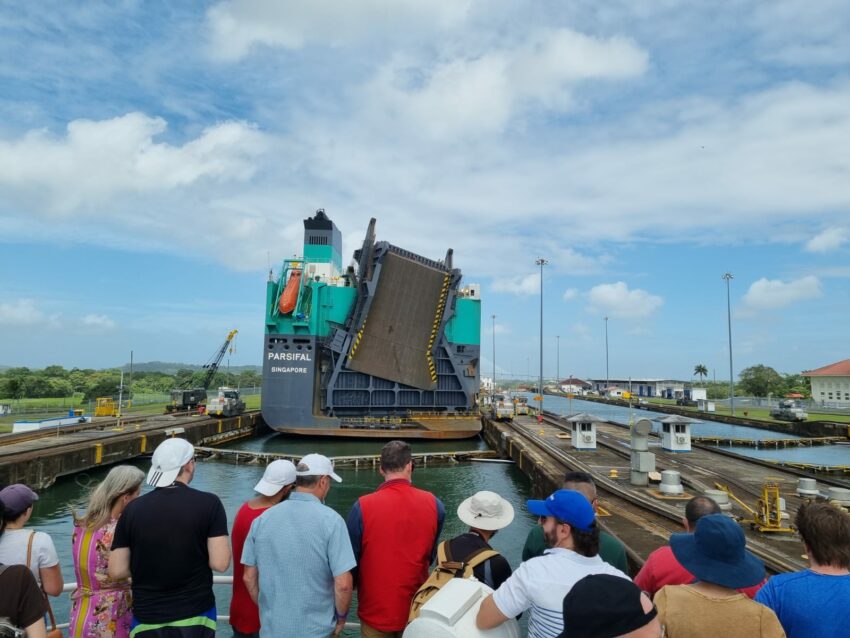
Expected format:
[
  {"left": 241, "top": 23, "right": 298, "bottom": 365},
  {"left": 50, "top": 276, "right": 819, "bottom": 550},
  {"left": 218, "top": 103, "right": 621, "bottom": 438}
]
[
  {"left": 722, "top": 272, "right": 735, "bottom": 416},
  {"left": 491, "top": 314, "right": 497, "bottom": 396},
  {"left": 604, "top": 316, "right": 609, "bottom": 399},
  {"left": 536, "top": 258, "right": 548, "bottom": 421}
]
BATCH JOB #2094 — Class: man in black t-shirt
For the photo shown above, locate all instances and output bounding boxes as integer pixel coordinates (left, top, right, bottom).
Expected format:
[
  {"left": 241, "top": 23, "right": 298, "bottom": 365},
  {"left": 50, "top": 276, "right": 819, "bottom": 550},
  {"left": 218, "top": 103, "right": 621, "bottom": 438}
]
[
  {"left": 109, "top": 438, "right": 230, "bottom": 638},
  {"left": 0, "top": 563, "right": 47, "bottom": 637},
  {"left": 450, "top": 491, "right": 515, "bottom": 590}
]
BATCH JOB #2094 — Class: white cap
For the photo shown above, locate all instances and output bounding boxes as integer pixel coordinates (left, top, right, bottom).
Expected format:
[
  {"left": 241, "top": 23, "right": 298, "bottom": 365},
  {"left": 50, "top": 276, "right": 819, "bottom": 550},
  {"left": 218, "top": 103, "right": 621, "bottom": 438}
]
[
  {"left": 296, "top": 453, "right": 342, "bottom": 483},
  {"left": 147, "top": 438, "right": 194, "bottom": 488},
  {"left": 457, "top": 491, "right": 515, "bottom": 531},
  {"left": 254, "top": 460, "right": 297, "bottom": 496}
]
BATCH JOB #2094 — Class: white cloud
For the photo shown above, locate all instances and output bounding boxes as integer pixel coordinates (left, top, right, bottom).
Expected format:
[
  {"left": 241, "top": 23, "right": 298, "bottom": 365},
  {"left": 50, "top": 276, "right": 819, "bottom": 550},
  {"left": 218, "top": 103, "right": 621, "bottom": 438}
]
[
  {"left": 805, "top": 228, "right": 848, "bottom": 252},
  {"left": 0, "top": 112, "right": 266, "bottom": 214},
  {"left": 82, "top": 314, "right": 117, "bottom": 330},
  {"left": 206, "top": 0, "right": 472, "bottom": 60},
  {"left": 742, "top": 276, "right": 822, "bottom": 311},
  {"left": 587, "top": 282, "right": 663, "bottom": 318},
  {"left": 491, "top": 273, "right": 539, "bottom": 296},
  {"left": 360, "top": 29, "right": 647, "bottom": 139},
  {"left": 563, "top": 288, "right": 579, "bottom": 301},
  {"left": 0, "top": 299, "right": 46, "bottom": 326}
]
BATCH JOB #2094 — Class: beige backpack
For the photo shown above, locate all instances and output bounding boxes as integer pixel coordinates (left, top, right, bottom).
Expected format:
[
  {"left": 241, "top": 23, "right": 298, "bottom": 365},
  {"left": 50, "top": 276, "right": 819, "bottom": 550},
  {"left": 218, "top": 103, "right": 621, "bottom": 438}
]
[{"left": 408, "top": 539, "right": 499, "bottom": 622}]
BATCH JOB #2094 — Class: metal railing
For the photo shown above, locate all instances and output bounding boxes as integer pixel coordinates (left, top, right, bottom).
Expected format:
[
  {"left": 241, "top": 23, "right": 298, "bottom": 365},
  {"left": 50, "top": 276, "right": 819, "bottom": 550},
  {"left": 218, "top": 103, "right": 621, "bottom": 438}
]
[{"left": 54, "top": 576, "right": 361, "bottom": 632}]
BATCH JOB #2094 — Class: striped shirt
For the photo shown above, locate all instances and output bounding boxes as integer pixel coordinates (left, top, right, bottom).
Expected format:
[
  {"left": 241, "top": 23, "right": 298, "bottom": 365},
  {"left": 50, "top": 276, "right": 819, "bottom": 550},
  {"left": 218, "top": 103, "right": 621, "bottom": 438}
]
[{"left": 492, "top": 547, "right": 629, "bottom": 638}]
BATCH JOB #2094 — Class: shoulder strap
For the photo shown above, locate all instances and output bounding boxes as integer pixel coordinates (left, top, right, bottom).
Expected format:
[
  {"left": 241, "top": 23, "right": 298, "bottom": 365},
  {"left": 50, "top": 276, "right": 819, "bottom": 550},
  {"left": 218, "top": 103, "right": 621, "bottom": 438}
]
[
  {"left": 464, "top": 548, "right": 500, "bottom": 570},
  {"left": 436, "top": 540, "right": 450, "bottom": 564},
  {"left": 25, "top": 531, "right": 35, "bottom": 570}
]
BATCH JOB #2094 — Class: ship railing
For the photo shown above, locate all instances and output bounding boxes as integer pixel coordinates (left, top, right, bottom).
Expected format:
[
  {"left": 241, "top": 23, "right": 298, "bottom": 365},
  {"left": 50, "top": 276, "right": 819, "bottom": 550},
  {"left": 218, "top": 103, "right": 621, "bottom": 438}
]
[{"left": 54, "top": 577, "right": 361, "bottom": 631}]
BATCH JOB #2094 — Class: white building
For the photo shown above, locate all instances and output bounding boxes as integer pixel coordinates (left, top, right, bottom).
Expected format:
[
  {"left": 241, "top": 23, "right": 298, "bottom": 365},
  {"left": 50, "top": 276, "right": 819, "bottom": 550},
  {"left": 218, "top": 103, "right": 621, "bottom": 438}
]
[
  {"left": 657, "top": 415, "right": 698, "bottom": 452},
  {"left": 804, "top": 358, "right": 850, "bottom": 407},
  {"left": 481, "top": 377, "right": 495, "bottom": 392},
  {"left": 588, "top": 378, "right": 697, "bottom": 399},
  {"left": 566, "top": 413, "right": 598, "bottom": 450},
  {"left": 559, "top": 377, "right": 592, "bottom": 395}
]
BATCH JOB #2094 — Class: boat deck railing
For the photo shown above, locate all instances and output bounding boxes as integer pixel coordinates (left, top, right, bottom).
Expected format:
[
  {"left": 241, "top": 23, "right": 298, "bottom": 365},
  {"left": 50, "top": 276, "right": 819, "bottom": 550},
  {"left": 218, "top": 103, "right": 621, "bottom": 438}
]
[{"left": 54, "top": 577, "right": 362, "bottom": 631}]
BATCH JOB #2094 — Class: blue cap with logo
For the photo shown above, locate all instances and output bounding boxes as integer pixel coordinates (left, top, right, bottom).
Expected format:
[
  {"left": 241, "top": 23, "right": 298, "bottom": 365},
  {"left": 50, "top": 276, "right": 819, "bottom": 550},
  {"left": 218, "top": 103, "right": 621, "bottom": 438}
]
[{"left": 527, "top": 489, "right": 595, "bottom": 533}]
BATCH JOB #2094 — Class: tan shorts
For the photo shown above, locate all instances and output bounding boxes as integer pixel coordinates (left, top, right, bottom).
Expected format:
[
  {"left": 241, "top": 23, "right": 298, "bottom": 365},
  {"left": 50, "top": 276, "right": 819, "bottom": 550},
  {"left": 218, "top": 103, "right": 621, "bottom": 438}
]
[{"left": 358, "top": 622, "right": 403, "bottom": 638}]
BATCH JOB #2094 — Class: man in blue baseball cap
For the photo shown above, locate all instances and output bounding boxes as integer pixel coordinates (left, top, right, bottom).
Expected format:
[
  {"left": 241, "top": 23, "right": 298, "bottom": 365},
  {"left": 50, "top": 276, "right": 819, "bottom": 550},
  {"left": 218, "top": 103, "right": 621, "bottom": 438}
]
[{"left": 477, "top": 490, "right": 630, "bottom": 638}]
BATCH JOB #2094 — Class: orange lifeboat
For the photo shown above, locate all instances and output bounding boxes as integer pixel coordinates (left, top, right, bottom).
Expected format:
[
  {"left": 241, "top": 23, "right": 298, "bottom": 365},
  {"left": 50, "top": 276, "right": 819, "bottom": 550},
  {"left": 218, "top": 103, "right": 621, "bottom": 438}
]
[{"left": 278, "top": 270, "right": 302, "bottom": 315}]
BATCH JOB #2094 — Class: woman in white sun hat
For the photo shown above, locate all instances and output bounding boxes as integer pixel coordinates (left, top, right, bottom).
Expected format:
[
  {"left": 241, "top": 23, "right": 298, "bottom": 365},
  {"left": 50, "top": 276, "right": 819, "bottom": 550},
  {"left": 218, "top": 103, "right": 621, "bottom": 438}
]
[{"left": 446, "top": 491, "right": 515, "bottom": 590}]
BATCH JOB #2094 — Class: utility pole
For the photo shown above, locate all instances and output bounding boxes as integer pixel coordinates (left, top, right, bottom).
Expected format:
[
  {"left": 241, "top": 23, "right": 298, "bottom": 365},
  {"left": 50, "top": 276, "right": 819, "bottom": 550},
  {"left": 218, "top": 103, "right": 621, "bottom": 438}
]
[
  {"left": 491, "top": 314, "right": 497, "bottom": 395},
  {"left": 536, "top": 258, "right": 549, "bottom": 421},
  {"left": 723, "top": 272, "right": 735, "bottom": 416},
  {"left": 604, "top": 316, "right": 609, "bottom": 398}
]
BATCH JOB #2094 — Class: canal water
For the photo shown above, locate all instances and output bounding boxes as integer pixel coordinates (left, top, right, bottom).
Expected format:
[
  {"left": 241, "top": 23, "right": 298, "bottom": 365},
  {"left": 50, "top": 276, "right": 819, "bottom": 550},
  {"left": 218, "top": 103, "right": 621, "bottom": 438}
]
[
  {"left": 22, "top": 434, "right": 534, "bottom": 636},
  {"left": 539, "top": 394, "right": 850, "bottom": 466}
]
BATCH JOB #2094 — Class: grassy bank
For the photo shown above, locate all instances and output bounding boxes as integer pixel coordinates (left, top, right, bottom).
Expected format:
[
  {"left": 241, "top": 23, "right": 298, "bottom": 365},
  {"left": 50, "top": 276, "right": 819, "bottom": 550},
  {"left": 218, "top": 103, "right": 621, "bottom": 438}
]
[{"left": 0, "top": 393, "right": 262, "bottom": 433}]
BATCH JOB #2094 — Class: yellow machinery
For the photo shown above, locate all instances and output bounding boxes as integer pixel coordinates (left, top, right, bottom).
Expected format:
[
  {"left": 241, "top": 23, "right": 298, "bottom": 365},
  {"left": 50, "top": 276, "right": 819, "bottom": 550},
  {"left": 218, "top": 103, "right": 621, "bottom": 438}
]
[
  {"left": 715, "top": 481, "right": 794, "bottom": 533},
  {"left": 94, "top": 397, "right": 118, "bottom": 417}
]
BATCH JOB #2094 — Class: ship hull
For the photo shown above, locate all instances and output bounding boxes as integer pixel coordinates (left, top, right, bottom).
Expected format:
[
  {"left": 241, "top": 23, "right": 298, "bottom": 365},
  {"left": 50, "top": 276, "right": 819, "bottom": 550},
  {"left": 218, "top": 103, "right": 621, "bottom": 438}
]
[{"left": 262, "top": 333, "right": 481, "bottom": 439}]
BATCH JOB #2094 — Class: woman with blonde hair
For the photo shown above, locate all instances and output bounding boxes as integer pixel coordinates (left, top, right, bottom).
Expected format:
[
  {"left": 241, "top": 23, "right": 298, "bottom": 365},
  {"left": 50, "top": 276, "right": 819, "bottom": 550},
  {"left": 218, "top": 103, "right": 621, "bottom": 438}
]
[{"left": 70, "top": 465, "right": 145, "bottom": 638}]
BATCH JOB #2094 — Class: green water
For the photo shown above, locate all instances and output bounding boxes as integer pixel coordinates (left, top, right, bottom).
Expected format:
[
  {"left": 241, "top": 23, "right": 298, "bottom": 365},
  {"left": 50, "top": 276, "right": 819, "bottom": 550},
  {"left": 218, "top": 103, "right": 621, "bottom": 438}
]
[{"left": 22, "top": 434, "right": 533, "bottom": 636}]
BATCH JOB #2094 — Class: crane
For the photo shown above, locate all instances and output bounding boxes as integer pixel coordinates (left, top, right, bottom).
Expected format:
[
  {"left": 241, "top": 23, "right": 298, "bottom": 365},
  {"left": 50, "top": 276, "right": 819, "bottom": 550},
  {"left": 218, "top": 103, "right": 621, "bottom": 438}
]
[{"left": 166, "top": 329, "right": 239, "bottom": 413}]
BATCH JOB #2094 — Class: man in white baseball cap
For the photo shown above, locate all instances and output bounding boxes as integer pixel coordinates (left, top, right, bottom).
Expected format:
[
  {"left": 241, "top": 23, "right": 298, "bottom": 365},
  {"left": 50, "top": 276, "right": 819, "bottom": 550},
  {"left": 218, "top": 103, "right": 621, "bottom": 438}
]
[
  {"left": 230, "top": 460, "right": 297, "bottom": 638},
  {"left": 296, "top": 453, "right": 342, "bottom": 483},
  {"left": 146, "top": 437, "right": 195, "bottom": 488},
  {"left": 109, "top": 438, "right": 231, "bottom": 638},
  {"left": 445, "top": 491, "right": 515, "bottom": 590}
]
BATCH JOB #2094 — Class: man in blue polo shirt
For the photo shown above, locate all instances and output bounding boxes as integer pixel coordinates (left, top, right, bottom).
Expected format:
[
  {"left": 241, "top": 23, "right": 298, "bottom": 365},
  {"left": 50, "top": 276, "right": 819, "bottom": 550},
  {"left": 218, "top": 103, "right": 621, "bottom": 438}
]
[
  {"left": 242, "top": 454, "right": 356, "bottom": 638},
  {"left": 476, "top": 489, "right": 629, "bottom": 638}
]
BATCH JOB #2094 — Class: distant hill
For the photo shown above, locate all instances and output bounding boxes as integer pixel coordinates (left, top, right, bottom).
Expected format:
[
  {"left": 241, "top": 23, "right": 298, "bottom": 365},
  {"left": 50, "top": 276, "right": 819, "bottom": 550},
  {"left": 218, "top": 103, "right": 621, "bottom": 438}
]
[{"left": 121, "top": 361, "right": 261, "bottom": 374}]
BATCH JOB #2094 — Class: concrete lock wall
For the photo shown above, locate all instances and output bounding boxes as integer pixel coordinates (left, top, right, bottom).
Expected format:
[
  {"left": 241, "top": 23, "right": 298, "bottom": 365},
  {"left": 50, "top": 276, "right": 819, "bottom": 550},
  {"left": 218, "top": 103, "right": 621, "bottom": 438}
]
[{"left": 0, "top": 413, "right": 264, "bottom": 490}]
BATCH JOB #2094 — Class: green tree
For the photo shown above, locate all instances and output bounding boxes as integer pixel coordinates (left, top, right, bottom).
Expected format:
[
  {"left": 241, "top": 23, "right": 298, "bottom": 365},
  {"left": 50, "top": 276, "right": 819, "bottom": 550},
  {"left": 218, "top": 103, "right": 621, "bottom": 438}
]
[
  {"left": 738, "top": 364, "right": 784, "bottom": 397},
  {"left": 693, "top": 364, "right": 708, "bottom": 383},
  {"left": 83, "top": 373, "right": 122, "bottom": 402}
]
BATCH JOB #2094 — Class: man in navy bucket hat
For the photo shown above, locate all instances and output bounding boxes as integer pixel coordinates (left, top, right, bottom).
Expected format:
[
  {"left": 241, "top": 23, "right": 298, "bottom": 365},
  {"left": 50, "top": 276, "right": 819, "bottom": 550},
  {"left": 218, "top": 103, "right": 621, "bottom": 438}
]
[
  {"left": 477, "top": 490, "right": 629, "bottom": 638},
  {"left": 655, "top": 514, "right": 785, "bottom": 637}
]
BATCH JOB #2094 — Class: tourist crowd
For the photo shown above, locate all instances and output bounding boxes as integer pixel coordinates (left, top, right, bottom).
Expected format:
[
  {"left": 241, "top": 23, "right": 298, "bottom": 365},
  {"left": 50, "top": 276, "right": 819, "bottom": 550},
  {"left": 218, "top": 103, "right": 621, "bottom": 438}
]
[{"left": 1, "top": 437, "right": 849, "bottom": 638}]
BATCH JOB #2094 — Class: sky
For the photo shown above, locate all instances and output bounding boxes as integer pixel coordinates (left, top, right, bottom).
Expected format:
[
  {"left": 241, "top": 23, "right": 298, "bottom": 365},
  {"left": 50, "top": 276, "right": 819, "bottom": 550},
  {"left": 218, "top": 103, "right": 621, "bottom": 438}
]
[{"left": 0, "top": 0, "right": 848, "bottom": 381}]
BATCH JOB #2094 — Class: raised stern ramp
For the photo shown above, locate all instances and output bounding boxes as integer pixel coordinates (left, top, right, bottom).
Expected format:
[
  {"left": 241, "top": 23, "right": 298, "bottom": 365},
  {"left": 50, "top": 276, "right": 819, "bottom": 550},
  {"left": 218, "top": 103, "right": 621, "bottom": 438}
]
[{"left": 347, "top": 250, "right": 447, "bottom": 390}]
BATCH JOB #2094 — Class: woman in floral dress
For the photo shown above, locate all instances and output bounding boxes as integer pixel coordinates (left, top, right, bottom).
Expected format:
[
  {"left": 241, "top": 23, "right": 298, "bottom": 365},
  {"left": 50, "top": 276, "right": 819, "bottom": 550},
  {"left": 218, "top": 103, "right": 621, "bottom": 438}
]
[{"left": 70, "top": 465, "right": 145, "bottom": 638}]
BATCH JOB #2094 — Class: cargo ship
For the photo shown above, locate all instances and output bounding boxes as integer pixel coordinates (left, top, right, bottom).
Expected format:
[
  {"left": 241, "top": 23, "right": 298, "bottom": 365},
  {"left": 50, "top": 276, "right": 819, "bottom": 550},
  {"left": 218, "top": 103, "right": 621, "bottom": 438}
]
[{"left": 261, "top": 210, "right": 482, "bottom": 438}]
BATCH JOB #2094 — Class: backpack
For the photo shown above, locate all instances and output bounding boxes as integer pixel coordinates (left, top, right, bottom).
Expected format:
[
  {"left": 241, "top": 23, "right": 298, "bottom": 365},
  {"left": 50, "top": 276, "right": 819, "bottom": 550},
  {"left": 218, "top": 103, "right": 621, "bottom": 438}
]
[{"left": 408, "top": 539, "right": 499, "bottom": 622}]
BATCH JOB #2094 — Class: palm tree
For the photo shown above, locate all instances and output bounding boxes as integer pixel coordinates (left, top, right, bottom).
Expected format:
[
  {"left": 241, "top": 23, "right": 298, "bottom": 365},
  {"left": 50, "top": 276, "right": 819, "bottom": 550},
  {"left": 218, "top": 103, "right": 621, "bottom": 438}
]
[{"left": 693, "top": 364, "right": 708, "bottom": 384}]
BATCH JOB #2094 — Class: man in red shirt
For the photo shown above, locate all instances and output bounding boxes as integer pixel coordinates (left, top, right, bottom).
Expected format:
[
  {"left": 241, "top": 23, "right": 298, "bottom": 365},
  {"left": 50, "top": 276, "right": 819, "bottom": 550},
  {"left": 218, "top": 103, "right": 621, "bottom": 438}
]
[
  {"left": 346, "top": 441, "right": 445, "bottom": 638},
  {"left": 634, "top": 496, "right": 764, "bottom": 598},
  {"left": 229, "top": 460, "right": 296, "bottom": 638}
]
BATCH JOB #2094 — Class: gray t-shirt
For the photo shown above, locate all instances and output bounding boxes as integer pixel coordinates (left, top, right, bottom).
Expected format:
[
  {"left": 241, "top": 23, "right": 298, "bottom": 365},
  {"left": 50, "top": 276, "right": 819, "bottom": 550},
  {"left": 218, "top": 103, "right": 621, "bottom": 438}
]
[
  {"left": 242, "top": 492, "right": 356, "bottom": 638},
  {"left": 0, "top": 528, "right": 60, "bottom": 585}
]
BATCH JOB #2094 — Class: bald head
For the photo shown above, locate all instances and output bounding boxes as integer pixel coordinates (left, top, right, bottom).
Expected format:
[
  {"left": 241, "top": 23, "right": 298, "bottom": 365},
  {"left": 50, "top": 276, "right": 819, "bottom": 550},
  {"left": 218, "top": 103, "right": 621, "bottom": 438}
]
[{"left": 684, "top": 496, "right": 721, "bottom": 529}]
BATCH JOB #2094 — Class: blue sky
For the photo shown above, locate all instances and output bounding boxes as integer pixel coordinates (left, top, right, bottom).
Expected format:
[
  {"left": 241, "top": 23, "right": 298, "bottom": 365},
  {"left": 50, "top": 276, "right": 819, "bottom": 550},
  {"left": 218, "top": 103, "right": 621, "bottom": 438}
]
[{"left": 1, "top": 1, "right": 848, "bottom": 381}]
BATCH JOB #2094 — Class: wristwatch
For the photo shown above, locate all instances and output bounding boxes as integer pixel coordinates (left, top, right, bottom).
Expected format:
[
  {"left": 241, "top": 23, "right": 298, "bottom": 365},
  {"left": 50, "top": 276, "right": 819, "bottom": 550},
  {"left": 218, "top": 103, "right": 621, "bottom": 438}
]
[{"left": 334, "top": 609, "right": 348, "bottom": 621}]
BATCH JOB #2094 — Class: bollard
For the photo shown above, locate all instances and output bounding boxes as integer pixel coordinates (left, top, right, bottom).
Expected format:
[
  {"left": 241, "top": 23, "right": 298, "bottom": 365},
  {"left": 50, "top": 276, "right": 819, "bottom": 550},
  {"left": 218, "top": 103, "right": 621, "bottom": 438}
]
[
  {"left": 659, "top": 470, "right": 684, "bottom": 495},
  {"left": 797, "top": 478, "right": 819, "bottom": 498},
  {"left": 827, "top": 487, "right": 850, "bottom": 507}
]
